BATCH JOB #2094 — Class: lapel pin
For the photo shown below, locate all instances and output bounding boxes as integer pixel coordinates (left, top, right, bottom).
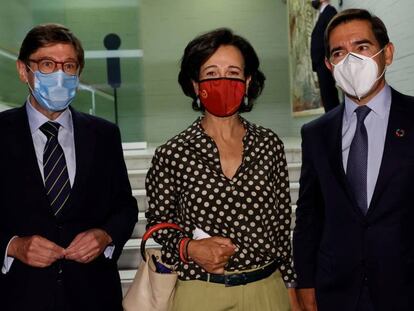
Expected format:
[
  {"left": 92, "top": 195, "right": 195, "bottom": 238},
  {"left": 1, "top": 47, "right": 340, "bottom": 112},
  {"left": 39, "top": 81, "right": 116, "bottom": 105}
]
[{"left": 395, "top": 129, "right": 405, "bottom": 138}]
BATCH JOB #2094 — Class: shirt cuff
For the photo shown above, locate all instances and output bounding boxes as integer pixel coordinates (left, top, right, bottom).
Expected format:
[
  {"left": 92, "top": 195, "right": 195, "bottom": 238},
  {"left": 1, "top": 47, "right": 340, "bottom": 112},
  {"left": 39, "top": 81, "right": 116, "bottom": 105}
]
[
  {"left": 103, "top": 244, "right": 115, "bottom": 259},
  {"left": 2, "top": 236, "right": 18, "bottom": 274},
  {"left": 285, "top": 281, "right": 298, "bottom": 288}
]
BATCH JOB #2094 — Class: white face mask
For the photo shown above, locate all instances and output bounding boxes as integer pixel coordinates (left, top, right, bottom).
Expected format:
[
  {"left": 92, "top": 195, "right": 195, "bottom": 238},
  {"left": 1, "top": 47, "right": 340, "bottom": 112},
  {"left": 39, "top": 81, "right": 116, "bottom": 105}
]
[{"left": 332, "top": 49, "right": 385, "bottom": 100}]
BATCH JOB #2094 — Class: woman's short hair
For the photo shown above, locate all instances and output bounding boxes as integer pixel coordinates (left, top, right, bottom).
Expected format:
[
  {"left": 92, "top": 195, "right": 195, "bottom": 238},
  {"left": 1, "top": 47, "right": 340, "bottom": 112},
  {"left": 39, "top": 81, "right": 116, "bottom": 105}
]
[
  {"left": 18, "top": 23, "right": 85, "bottom": 73},
  {"left": 178, "top": 28, "right": 265, "bottom": 112},
  {"left": 324, "top": 9, "right": 390, "bottom": 59}
]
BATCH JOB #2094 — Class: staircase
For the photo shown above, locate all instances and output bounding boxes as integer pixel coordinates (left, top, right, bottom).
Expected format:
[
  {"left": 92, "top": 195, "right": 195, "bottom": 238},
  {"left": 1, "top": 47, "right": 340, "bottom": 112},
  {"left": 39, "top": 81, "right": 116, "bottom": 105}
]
[{"left": 118, "top": 138, "right": 302, "bottom": 295}]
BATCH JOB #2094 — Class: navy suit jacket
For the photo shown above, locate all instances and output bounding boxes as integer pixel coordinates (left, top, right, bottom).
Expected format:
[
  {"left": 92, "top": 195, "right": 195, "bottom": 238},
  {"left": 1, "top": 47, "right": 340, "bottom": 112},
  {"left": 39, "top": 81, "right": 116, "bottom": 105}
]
[
  {"left": 293, "top": 88, "right": 414, "bottom": 311},
  {"left": 310, "top": 4, "right": 337, "bottom": 71},
  {"left": 0, "top": 105, "right": 138, "bottom": 311}
]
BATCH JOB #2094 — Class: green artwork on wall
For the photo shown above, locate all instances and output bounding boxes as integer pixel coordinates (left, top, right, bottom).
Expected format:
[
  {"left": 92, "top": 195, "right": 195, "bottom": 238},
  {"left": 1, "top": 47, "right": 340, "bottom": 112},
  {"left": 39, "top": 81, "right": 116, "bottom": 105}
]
[{"left": 288, "top": 0, "right": 324, "bottom": 116}]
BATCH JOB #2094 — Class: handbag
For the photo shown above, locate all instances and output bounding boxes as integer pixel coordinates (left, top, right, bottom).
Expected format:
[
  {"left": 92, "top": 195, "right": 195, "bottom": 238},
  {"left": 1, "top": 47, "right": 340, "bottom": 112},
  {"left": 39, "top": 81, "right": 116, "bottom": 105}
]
[{"left": 123, "top": 223, "right": 183, "bottom": 311}]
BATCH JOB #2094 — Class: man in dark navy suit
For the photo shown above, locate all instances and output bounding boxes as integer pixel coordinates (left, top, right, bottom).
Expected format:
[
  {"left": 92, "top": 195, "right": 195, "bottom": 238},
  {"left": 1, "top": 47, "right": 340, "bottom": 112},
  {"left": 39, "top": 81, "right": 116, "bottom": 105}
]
[
  {"left": 0, "top": 24, "right": 137, "bottom": 311},
  {"left": 294, "top": 9, "right": 414, "bottom": 311},
  {"left": 310, "top": 0, "right": 340, "bottom": 112}
]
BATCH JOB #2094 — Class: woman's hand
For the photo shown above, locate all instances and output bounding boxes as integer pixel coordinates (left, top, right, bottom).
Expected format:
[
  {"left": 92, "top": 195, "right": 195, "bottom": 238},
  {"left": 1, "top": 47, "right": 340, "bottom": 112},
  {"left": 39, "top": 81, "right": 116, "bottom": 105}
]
[
  {"left": 288, "top": 288, "right": 305, "bottom": 311},
  {"left": 297, "top": 288, "right": 318, "bottom": 311},
  {"left": 187, "top": 236, "right": 236, "bottom": 274}
]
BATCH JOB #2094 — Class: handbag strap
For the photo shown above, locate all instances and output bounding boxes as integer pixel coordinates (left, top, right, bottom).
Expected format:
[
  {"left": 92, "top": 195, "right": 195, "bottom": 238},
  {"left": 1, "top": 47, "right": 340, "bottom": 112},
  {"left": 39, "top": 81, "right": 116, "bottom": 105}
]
[{"left": 140, "top": 223, "right": 183, "bottom": 261}]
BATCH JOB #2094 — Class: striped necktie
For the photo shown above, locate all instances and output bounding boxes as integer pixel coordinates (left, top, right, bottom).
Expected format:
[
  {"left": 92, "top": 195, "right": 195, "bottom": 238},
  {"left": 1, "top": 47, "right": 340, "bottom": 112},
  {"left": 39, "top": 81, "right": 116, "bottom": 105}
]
[
  {"left": 346, "top": 105, "right": 371, "bottom": 215},
  {"left": 39, "top": 121, "right": 71, "bottom": 216}
]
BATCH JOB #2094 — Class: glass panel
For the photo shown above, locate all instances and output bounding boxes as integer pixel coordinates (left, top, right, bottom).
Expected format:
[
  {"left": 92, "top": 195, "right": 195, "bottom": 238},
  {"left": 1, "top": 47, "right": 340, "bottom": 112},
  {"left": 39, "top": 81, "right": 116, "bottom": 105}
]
[{"left": 0, "top": 0, "right": 143, "bottom": 141}]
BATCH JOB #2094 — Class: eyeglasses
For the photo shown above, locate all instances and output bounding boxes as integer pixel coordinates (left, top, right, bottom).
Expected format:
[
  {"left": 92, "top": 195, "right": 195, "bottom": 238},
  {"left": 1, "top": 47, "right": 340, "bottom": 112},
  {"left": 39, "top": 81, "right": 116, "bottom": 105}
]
[{"left": 28, "top": 58, "right": 79, "bottom": 75}]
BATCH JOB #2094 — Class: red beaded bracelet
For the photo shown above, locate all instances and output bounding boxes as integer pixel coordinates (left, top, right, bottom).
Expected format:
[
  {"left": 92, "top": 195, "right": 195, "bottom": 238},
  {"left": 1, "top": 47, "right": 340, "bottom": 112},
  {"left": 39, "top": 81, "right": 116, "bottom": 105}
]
[
  {"left": 179, "top": 237, "right": 191, "bottom": 263},
  {"left": 185, "top": 239, "right": 192, "bottom": 261}
]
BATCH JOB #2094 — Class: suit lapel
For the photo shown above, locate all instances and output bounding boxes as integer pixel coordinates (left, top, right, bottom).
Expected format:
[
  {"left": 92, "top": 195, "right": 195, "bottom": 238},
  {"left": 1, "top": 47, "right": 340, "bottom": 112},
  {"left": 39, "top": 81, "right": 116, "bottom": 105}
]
[
  {"left": 368, "top": 89, "right": 412, "bottom": 214},
  {"left": 324, "top": 105, "right": 366, "bottom": 219},
  {"left": 10, "top": 106, "right": 50, "bottom": 209},
  {"left": 324, "top": 106, "right": 358, "bottom": 205},
  {"left": 325, "top": 106, "right": 345, "bottom": 180}
]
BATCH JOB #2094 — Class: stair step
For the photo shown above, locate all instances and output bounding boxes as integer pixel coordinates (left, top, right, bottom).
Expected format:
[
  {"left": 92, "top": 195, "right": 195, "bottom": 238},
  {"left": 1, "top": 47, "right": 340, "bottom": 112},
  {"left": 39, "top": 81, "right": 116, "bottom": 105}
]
[
  {"left": 283, "top": 138, "right": 302, "bottom": 164},
  {"left": 128, "top": 169, "right": 148, "bottom": 190},
  {"left": 122, "top": 142, "right": 148, "bottom": 150},
  {"left": 287, "top": 162, "right": 301, "bottom": 183},
  {"left": 120, "top": 269, "right": 136, "bottom": 282},
  {"left": 132, "top": 189, "right": 147, "bottom": 213},
  {"left": 120, "top": 269, "right": 136, "bottom": 297},
  {"left": 130, "top": 216, "right": 147, "bottom": 240},
  {"left": 118, "top": 238, "right": 160, "bottom": 270},
  {"left": 124, "top": 148, "right": 155, "bottom": 170}
]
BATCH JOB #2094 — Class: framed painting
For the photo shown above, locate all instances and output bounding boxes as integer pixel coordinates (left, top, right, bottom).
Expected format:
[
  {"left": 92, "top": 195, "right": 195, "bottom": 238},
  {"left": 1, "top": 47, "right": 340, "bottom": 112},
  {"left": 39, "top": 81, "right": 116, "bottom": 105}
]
[{"left": 288, "top": 0, "right": 324, "bottom": 116}]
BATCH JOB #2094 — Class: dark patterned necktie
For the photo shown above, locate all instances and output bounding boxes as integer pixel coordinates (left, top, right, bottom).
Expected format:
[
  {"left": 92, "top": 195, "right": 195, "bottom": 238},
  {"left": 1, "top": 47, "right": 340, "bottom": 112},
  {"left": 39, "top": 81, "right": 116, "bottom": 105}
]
[
  {"left": 346, "top": 105, "right": 371, "bottom": 215},
  {"left": 39, "top": 121, "right": 71, "bottom": 216}
]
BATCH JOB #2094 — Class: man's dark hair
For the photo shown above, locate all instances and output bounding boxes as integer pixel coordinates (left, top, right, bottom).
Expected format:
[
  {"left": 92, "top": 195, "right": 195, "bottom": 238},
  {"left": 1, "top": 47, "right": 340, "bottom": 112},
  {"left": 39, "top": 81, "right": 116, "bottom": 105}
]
[
  {"left": 324, "top": 9, "right": 390, "bottom": 58},
  {"left": 18, "top": 23, "right": 85, "bottom": 72},
  {"left": 178, "top": 28, "right": 265, "bottom": 112}
]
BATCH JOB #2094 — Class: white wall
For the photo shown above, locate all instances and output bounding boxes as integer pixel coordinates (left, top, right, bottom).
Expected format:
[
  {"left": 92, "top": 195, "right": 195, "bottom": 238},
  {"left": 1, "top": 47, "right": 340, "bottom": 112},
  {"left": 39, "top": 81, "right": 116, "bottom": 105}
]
[{"left": 340, "top": 0, "right": 414, "bottom": 96}]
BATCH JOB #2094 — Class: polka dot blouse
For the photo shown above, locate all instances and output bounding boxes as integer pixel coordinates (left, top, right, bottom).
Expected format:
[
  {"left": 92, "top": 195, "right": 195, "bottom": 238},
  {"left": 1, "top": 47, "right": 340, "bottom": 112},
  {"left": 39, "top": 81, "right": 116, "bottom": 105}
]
[{"left": 145, "top": 116, "right": 296, "bottom": 285}]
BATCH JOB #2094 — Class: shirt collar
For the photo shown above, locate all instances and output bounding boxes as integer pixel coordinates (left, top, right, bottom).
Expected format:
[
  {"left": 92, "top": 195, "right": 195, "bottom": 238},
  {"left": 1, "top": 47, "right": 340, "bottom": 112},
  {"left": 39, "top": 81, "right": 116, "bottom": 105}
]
[
  {"left": 25, "top": 98, "right": 73, "bottom": 134},
  {"left": 344, "top": 83, "right": 391, "bottom": 122},
  {"left": 320, "top": 3, "right": 329, "bottom": 13},
  {"left": 184, "top": 115, "right": 261, "bottom": 142}
]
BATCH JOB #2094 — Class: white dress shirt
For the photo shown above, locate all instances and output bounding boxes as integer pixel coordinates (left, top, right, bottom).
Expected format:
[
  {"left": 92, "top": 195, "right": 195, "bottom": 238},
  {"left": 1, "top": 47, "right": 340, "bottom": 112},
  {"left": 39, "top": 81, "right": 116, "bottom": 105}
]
[
  {"left": 319, "top": 2, "right": 329, "bottom": 14},
  {"left": 27, "top": 99, "right": 77, "bottom": 186},
  {"left": 342, "top": 84, "right": 392, "bottom": 209}
]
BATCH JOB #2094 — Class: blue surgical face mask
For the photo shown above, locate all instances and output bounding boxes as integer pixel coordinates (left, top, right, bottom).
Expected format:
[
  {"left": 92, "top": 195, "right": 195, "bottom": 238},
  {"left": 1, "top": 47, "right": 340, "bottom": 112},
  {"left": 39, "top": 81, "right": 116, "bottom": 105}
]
[{"left": 27, "top": 68, "right": 79, "bottom": 112}]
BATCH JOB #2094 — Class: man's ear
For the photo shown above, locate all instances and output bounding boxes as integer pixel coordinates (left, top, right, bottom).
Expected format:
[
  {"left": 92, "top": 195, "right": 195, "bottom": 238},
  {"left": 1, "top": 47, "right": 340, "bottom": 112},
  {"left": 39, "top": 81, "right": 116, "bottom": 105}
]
[
  {"left": 384, "top": 42, "right": 394, "bottom": 66},
  {"left": 324, "top": 57, "right": 333, "bottom": 72},
  {"left": 16, "top": 60, "right": 29, "bottom": 83}
]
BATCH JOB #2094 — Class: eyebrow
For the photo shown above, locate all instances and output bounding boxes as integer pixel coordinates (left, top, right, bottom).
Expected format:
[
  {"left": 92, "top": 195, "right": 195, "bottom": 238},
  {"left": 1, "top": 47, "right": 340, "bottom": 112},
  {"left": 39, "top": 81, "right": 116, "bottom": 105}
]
[
  {"left": 35, "top": 56, "right": 78, "bottom": 62},
  {"left": 353, "top": 39, "right": 375, "bottom": 46},
  {"left": 201, "top": 65, "right": 218, "bottom": 73},
  {"left": 228, "top": 65, "right": 243, "bottom": 71},
  {"left": 330, "top": 39, "right": 375, "bottom": 55},
  {"left": 201, "top": 64, "right": 243, "bottom": 72}
]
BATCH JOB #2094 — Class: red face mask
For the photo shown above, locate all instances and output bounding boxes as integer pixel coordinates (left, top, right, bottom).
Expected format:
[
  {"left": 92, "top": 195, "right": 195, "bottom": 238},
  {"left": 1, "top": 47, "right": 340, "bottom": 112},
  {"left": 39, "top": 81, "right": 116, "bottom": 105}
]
[{"left": 198, "top": 78, "right": 246, "bottom": 117}]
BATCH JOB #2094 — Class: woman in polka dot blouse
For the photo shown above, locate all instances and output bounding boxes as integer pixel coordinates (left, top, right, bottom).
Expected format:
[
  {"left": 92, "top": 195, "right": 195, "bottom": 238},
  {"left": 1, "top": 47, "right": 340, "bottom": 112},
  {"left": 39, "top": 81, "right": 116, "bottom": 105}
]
[{"left": 145, "top": 28, "right": 299, "bottom": 311}]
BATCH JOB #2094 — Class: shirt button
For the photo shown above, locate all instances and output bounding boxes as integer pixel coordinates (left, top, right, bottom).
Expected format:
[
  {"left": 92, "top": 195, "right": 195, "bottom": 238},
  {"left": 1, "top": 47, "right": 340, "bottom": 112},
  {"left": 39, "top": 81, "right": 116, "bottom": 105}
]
[{"left": 238, "top": 214, "right": 244, "bottom": 220}]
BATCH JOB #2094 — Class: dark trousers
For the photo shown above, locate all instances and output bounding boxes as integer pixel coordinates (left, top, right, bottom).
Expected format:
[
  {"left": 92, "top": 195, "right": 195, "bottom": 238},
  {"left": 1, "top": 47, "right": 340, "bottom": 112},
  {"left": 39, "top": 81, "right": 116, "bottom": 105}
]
[
  {"left": 356, "top": 284, "right": 375, "bottom": 311},
  {"left": 315, "top": 64, "right": 340, "bottom": 112}
]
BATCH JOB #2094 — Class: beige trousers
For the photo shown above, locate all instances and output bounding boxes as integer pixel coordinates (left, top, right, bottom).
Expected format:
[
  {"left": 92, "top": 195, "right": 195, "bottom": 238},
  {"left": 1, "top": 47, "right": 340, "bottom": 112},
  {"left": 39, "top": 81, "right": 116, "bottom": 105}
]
[{"left": 171, "top": 270, "right": 290, "bottom": 311}]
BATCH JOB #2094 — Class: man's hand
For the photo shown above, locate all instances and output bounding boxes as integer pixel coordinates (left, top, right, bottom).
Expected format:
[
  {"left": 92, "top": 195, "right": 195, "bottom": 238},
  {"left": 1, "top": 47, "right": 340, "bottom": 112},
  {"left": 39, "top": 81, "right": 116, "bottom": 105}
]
[
  {"left": 297, "top": 288, "right": 318, "bottom": 311},
  {"left": 8, "top": 235, "right": 65, "bottom": 268},
  {"left": 65, "top": 229, "right": 112, "bottom": 263},
  {"left": 187, "top": 236, "right": 236, "bottom": 274}
]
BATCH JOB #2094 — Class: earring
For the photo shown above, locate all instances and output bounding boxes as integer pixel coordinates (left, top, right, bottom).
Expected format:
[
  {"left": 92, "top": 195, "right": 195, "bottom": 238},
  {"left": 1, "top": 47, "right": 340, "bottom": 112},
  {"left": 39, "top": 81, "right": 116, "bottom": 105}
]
[
  {"left": 243, "top": 95, "right": 249, "bottom": 107},
  {"left": 196, "top": 97, "right": 201, "bottom": 109}
]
